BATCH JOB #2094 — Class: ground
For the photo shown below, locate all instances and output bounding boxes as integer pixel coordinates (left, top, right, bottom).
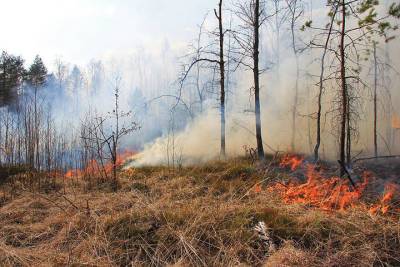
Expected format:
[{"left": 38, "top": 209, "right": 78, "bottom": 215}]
[{"left": 0, "top": 157, "right": 399, "bottom": 266}]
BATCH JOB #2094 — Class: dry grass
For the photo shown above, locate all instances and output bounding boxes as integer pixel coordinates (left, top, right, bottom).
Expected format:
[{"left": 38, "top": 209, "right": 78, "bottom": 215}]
[{"left": 0, "top": 158, "right": 399, "bottom": 266}]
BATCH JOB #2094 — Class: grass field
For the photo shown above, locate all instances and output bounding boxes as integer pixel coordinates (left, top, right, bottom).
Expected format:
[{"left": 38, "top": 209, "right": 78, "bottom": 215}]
[{"left": 0, "top": 158, "right": 399, "bottom": 266}]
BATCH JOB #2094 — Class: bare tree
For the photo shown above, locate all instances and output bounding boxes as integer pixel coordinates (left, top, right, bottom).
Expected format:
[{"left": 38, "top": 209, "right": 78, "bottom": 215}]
[
  {"left": 373, "top": 42, "right": 378, "bottom": 158},
  {"left": 179, "top": 0, "right": 228, "bottom": 158},
  {"left": 367, "top": 40, "right": 399, "bottom": 157},
  {"left": 216, "top": 0, "right": 227, "bottom": 158},
  {"left": 269, "top": 0, "right": 287, "bottom": 77},
  {"left": 194, "top": 15, "right": 208, "bottom": 113},
  {"left": 312, "top": 3, "right": 338, "bottom": 162},
  {"left": 232, "top": 0, "right": 269, "bottom": 160},
  {"left": 338, "top": 0, "right": 348, "bottom": 173},
  {"left": 81, "top": 77, "right": 139, "bottom": 190},
  {"left": 54, "top": 57, "right": 69, "bottom": 91},
  {"left": 286, "top": 0, "right": 304, "bottom": 152}
]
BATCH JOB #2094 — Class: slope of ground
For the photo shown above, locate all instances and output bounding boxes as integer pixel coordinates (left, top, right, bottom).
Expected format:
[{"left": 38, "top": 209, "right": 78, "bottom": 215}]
[{"left": 0, "top": 158, "right": 399, "bottom": 266}]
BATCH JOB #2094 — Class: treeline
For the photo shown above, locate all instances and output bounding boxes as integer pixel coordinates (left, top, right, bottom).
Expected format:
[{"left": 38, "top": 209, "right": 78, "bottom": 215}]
[
  {"left": 1, "top": 0, "right": 400, "bottom": 181},
  {"left": 0, "top": 49, "right": 185, "bottom": 188},
  {"left": 0, "top": 52, "right": 109, "bottom": 175},
  {"left": 0, "top": 51, "right": 71, "bottom": 174},
  {"left": 0, "top": 52, "right": 47, "bottom": 107}
]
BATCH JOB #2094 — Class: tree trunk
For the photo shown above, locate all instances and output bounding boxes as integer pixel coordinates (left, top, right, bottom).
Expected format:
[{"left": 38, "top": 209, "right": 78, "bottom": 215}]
[
  {"left": 274, "top": 0, "right": 281, "bottom": 81},
  {"left": 254, "top": 0, "right": 265, "bottom": 160},
  {"left": 339, "top": 0, "right": 347, "bottom": 176},
  {"left": 314, "top": 4, "right": 338, "bottom": 162},
  {"left": 291, "top": 48, "right": 299, "bottom": 152},
  {"left": 373, "top": 42, "right": 378, "bottom": 158},
  {"left": 112, "top": 142, "right": 117, "bottom": 187},
  {"left": 217, "top": 0, "right": 226, "bottom": 159},
  {"left": 346, "top": 100, "right": 351, "bottom": 166},
  {"left": 290, "top": 4, "right": 299, "bottom": 152}
]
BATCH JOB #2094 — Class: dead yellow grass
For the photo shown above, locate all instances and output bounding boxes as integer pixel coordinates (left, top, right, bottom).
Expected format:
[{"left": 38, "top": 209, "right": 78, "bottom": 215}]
[{"left": 0, "top": 158, "right": 399, "bottom": 266}]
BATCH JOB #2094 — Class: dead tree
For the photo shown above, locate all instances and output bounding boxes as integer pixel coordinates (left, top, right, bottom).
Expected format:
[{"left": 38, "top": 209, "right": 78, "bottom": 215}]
[
  {"left": 179, "top": 0, "right": 228, "bottom": 159},
  {"left": 373, "top": 42, "right": 378, "bottom": 158},
  {"left": 81, "top": 77, "right": 139, "bottom": 190},
  {"left": 311, "top": 4, "right": 339, "bottom": 162},
  {"left": 269, "top": 0, "right": 288, "bottom": 78},
  {"left": 194, "top": 15, "right": 208, "bottom": 113},
  {"left": 367, "top": 40, "right": 399, "bottom": 156},
  {"left": 54, "top": 58, "right": 69, "bottom": 91},
  {"left": 253, "top": 0, "right": 265, "bottom": 160},
  {"left": 232, "top": 0, "right": 269, "bottom": 160},
  {"left": 338, "top": 0, "right": 347, "bottom": 174},
  {"left": 285, "top": 0, "right": 304, "bottom": 152},
  {"left": 217, "top": 0, "right": 227, "bottom": 159}
]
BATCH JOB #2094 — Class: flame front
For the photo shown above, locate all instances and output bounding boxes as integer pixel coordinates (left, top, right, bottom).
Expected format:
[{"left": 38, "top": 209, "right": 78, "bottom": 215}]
[
  {"left": 267, "top": 155, "right": 400, "bottom": 214},
  {"left": 64, "top": 150, "right": 136, "bottom": 179},
  {"left": 270, "top": 164, "right": 369, "bottom": 211},
  {"left": 369, "top": 183, "right": 399, "bottom": 215}
]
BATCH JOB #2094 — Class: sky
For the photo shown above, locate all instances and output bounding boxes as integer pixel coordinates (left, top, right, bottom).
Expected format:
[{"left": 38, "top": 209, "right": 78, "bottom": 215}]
[{"left": 0, "top": 0, "right": 217, "bottom": 69}]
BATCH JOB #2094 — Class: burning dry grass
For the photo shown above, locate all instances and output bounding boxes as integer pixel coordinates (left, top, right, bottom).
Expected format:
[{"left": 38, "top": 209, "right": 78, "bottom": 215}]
[
  {"left": 0, "top": 157, "right": 400, "bottom": 266},
  {"left": 65, "top": 150, "right": 136, "bottom": 180}
]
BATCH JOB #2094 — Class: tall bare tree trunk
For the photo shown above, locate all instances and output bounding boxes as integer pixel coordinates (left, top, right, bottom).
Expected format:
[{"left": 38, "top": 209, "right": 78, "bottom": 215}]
[
  {"left": 314, "top": 4, "right": 337, "bottom": 162},
  {"left": 254, "top": 0, "right": 265, "bottom": 160},
  {"left": 373, "top": 42, "right": 378, "bottom": 158},
  {"left": 339, "top": 0, "right": 347, "bottom": 176},
  {"left": 290, "top": 47, "right": 299, "bottom": 152},
  {"left": 112, "top": 85, "right": 120, "bottom": 190},
  {"left": 346, "top": 100, "right": 351, "bottom": 166},
  {"left": 289, "top": 1, "right": 299, "bottom": 152},
  {"left": 195, "top": 17, "right": 206, "bottom": 113},
  {"left": 274, "top": 0, "right": 281, "bottom": 80},
  {"left": 217, "top": 0, "right": 226, "bottom": 159}
]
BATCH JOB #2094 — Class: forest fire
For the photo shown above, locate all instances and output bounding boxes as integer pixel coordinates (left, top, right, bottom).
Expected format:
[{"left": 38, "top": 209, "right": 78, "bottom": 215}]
[
  {"left": 64, "top": 150, "right": 136, "bottom": 179},
  {"left": 279, "top": 154, "right": 304, "bottom": 171},
  {"left": 267, "top": 155, "right": 400, "bottom": 214},
  {"left": 369, "top": 183, "right": 400, "bottom": 215}
]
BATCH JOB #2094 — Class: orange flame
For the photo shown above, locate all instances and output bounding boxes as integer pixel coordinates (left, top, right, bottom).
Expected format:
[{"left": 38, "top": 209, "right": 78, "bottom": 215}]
[
  {"left": 65, "top": 169, "right": 82, "bottom": 178},
  {"left": 369, "top": 183, "right": 399, "bottom": 215},
  {"left": 268, "top": 162, "right": 400, "bottom": 215},
  {"left": 270, "top": 165, "right": 369, "bottom": 211},
  {"left": 280, "top": 154, "right": 304, "bottom": 171},
  {"left": 64, "top": 150, "right": 136, "bottom": 179}
]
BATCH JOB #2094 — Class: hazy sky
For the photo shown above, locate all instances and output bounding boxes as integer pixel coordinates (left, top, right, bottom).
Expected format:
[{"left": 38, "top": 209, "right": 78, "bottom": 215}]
[{"left": 0, "top": 0, "right": 216, "bottom": 68}]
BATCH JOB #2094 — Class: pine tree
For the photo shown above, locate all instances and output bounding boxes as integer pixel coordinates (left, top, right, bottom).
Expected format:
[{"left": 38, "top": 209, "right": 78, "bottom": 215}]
[
  {"left": 27, "top": 55, "right": 47, "bottom": 87},
  {"left": 0, "top": 51, "right": 25, "bottom": 107}
]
